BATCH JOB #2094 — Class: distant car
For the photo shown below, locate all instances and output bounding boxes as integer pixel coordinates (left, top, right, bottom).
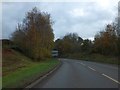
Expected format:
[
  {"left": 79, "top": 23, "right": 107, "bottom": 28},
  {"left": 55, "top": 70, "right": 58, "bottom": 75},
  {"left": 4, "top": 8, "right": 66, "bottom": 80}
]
[{"left": 52, "top": 50, "right": 58, "bottom": 57}]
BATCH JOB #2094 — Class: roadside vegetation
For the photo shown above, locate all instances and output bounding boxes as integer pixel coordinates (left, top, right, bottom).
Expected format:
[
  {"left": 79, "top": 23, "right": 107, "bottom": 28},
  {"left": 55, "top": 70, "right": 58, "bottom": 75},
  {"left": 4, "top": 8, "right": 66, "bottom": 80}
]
[
  {"left": 2, "top": 46, "right": 59, "bottom": 88},
  {"left": 2, "top": 6, "right": 120, "bottom": 88},
  {"left": 2, "top": 7, "right": 60, "bottom": 88},
  {"left": 55, "top": 18, "right": 120, "bottom": 65},
  {"left": 11, "top": 7, "right": 54, "bottom": 60},
  {"left": 66, "top": 53, "right": 119, "bottom": 65}
]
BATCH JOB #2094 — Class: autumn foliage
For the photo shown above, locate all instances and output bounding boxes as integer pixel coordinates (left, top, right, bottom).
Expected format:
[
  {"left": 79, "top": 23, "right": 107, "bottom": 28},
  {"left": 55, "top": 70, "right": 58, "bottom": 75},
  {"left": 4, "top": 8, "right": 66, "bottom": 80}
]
[
  {"left": 94, "top": 24, "right": 118, "bottom": 56},
  {"left": 11, "top": 7, "right": 54, "bottom": 61},
  {"left": 55, "top": 23, "right": 119, "bottom": 58}
]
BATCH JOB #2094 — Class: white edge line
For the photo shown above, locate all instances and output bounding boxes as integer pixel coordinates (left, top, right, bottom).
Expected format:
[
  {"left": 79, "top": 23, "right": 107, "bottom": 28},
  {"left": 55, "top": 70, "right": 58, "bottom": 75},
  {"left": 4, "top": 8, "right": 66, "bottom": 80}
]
[{"left": 102, "top": 73, "right": 120, "bottom": 84}]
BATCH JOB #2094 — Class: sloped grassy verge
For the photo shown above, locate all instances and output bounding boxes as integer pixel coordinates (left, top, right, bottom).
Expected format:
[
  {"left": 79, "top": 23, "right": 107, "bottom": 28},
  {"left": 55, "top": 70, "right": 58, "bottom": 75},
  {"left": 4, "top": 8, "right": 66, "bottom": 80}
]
[{"left": 2, "top": 49, "right": 60, "bottom": 88}]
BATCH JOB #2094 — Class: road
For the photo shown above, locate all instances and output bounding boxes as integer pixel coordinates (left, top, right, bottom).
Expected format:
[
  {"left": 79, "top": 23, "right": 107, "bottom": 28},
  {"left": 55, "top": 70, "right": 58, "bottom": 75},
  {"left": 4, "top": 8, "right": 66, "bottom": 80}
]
[{"left": 33, "top": 58, "right": 119, "bottom": 88}]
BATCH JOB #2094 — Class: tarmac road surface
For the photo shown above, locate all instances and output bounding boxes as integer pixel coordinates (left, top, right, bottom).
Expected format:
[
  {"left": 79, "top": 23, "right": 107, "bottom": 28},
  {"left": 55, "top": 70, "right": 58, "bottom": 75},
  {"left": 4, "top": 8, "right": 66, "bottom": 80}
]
[{"left": 33, "top": 58, "right": 119, "bottom": 88}]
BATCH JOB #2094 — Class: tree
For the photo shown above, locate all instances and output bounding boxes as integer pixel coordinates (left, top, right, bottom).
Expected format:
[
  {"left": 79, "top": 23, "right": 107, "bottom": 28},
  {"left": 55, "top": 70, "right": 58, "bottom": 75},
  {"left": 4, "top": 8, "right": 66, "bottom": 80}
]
[
  {"left": 11, "top": 7, "right": 54, "bottom": 61},
  {"left": 94, "top": 24, "right": 118, "bottom": 55},
  {"left": 81, "top": 39, "right": 93, "bottom": 54},
  {"left": 54, "top": 39, "right": 64, "bottom": 56},
  {"left": 55, "top": 33, "right": 83, "bottom": 56}
]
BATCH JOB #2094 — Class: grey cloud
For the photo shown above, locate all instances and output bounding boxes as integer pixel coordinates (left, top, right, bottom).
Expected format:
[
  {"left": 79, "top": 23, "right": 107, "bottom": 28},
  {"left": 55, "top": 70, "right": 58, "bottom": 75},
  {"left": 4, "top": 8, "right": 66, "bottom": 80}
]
[{"left": 2, "top": 1, "right": 118, "bottom": 40}]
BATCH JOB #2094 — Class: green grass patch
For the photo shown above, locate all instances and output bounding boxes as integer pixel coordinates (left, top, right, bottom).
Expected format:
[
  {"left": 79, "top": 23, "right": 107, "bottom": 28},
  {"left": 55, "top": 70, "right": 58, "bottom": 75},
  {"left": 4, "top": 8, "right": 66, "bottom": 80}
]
[
  {"left": 2, "top": 47, "right": 60, "bottom": 88},
  {"left": 2, "top": 59, "right": 60, "bottom": 88},
  {"left": 0, "top": 77, "right": 2, "bottom": 90},
  {"left": 2, "top": 49, "right": 33, "bottom": 76}
]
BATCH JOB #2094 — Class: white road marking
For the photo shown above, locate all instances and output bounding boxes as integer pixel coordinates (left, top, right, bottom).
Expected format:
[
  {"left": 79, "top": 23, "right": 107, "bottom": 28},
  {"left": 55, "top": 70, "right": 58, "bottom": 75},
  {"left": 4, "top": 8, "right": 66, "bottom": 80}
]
[
  {"left": 76, "top": 62, "right": 80, "bottom": 64},
  {"left": 80, "top": 63, "right": 86, "bottom": 66},
  {"left": 76, "top": 62, "right": 119, "bottom": 85},
  {"left": 76, "top": 62, "right": 86, "bottom": 66},
  {"left": 88, "top": 66, "right": 96, "bottom": 71},
  {"left": 102, "top": 73, "right": 120, "bottom": 84}
]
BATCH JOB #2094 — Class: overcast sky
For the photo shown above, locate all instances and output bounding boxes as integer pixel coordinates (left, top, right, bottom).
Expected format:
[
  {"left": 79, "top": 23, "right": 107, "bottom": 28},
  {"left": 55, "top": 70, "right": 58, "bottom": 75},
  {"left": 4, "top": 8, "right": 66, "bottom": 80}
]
[{"left": 2, "top": 0, "right": 119, "bottom": 40}]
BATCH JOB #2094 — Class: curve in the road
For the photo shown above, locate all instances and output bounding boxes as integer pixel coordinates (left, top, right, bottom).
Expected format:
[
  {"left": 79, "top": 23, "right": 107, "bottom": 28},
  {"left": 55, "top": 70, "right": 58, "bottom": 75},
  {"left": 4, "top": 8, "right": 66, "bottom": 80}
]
[{"left": 33, "top": 58, "right": 119, "bottom": 88}]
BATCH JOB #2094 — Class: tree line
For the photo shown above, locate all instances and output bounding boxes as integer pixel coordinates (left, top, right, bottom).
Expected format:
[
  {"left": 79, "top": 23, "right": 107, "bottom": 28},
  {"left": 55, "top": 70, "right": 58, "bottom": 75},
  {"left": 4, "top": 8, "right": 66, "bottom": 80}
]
[
  {"left": 55, "top": 20, "right": 120, "bottom": 58},
  {"left": 11, "top": 7, "right": 119, "bottom": 61}
]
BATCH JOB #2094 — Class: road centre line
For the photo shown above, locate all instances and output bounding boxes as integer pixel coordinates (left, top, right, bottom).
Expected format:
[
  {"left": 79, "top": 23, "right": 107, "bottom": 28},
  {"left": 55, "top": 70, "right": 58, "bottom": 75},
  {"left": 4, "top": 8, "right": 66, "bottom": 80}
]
[
  {"left": 80, "top": 63, "right": 86, "bottom": 66},
  {"left": 76, "top": 62, "right": 86, "bottom": 66},
  {"left": 102, "top": 73, "right": 120, "bottom": 84},
  {"left": 76, "top": 61, "right": 119, "bottom": 85},
  {"left": 88, "top": 66, "right": 96, "bottom": 71}
]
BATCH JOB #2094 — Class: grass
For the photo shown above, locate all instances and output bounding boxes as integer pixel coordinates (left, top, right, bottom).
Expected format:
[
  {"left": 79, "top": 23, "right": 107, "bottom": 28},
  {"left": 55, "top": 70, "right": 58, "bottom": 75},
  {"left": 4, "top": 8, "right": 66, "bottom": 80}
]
[
  {"left": 0, "top": 77, "right": 2, "bottom": 90},
  {"left": 2, "top": 48, "right": 60, "bottom": 88},
  {"left": 2, "top": 59, "right": 59, "bottom": 88},
  {"left": 67, "top": 53, "right": 119, "bottom": 65},
  {"left": 2, "top": 48, "right": 33, "bottom": 76}
]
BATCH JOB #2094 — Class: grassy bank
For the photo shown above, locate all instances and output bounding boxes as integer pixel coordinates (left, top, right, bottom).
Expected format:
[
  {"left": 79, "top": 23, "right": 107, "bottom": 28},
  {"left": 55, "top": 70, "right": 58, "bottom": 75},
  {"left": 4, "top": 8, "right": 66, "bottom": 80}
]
[
  {"left": 2, "top": 48, "right": 60, "bottom": 88},
  {"left": 66, "top": 53, "right": 119, "bottom": 65},
  {"left": 3, "top": 59, "right": 59, "bottom": 88}
]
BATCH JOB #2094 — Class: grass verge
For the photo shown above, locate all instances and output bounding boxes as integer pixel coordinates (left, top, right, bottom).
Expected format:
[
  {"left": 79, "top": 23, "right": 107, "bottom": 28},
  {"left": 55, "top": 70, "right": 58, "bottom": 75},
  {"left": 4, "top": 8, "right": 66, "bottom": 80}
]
[
  {"left": 66, "top": 53, "right": 119, "bottom": 65},
  {"left": 2, "top": 47, "right": 60, "bottom": 88},
  {"left": 2, "top": 59, "right": 60, "bottom": 88}
]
